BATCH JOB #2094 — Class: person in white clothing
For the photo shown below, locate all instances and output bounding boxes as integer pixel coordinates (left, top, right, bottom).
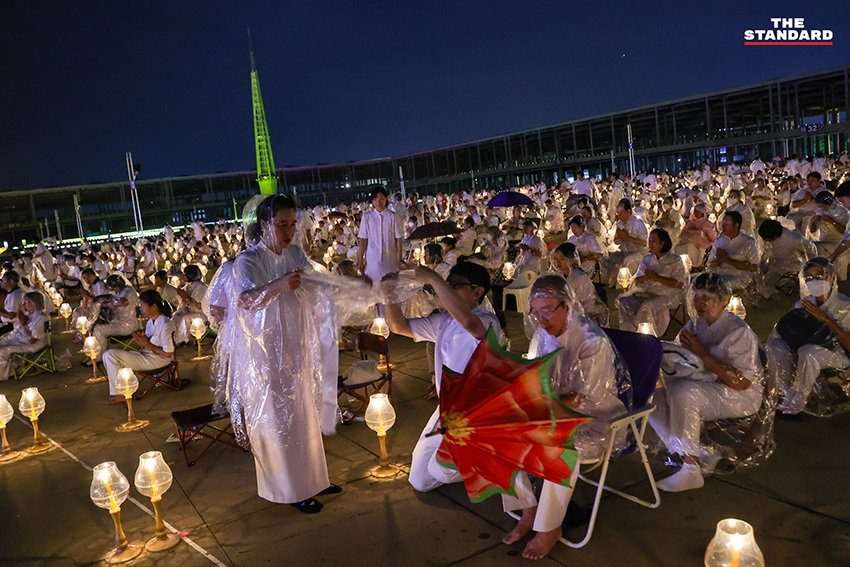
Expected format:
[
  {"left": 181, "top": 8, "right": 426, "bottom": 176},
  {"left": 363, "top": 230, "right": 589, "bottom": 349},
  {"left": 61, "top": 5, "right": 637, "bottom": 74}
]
[
  {"left": 515, "top": 220, "right": 547, "bottom": 274},
  {"left": 568, "top": 216, "right": 604, "bottom": 276},
  {"left": 768, "top": 258, "right": 850, "bottom": 415},
  {"left": 103, "top": 290, "right": 175, "bottom": 403},
  {"left": 618, "top": 228, "right": 686, "bottom": 336},
  {"left": 0, "top": 271, "right": 25, "bottom": 335},
  {"left": 502, "top": 275, "right": 631, "bottom": 560},
  {"left": 383, "top": 262, "right": 501, "bottom": 493},
  {"left": 357, "top": 186, "right": 404, "bottom": 283},
  {"left": 723, "top": 190, "right": 756, "bottom": 237},
  {"left": 0, "top": 293, "right": 49, "bottom": 381},
  {"left": 455, "top": 217, "right": 477, "bottom": 257},
  {"left": 86, "top": 275, "right": 141, "bottom": 362},
  {"left": 757, "top": 220, "right": 815, "bottom": 298},
  {"left": 707, "top": 211, "right": 759, "bottom": 291},
  {"left": 649, "top": 273, "right": 763, "bottom": 492},
  {"left": 172, "top": 265, "right": 208, "bottom": 344},
  {"left": 230, "top": 194, "right": 340, "bottom": 513},
  {"left": 551, "top": 242, "right": 609, "bottom": 326},
  {"left": 571, "top": 171, "right": 594, "bottom": 198},
  {"left": 153, "top": 270, "right": 182, "bottom": 311},
  {"left": 602, "top": 198, "right": 649, "bottom": 286},
  {"left": 543, "top": 199, "right": 565, "bottom": 233}
]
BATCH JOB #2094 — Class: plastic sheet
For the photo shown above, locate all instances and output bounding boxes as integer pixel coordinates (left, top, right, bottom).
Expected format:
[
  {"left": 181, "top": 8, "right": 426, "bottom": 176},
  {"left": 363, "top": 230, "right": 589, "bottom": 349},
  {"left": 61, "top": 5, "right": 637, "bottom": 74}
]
[
  {"left": 202, "top": 261, "right": 235, "bottom": 415},
  {"left": 617, "top": 250, "right": 685, "bottom": 335},
  {"left": 767, "top": 257, "right": 850, "bottom": 416},
  {"left": 649, "top": 273, "right": 770, "bottom": 475},
  {"left": 525, "top": 274, "right": 632, "bottom": 461}
]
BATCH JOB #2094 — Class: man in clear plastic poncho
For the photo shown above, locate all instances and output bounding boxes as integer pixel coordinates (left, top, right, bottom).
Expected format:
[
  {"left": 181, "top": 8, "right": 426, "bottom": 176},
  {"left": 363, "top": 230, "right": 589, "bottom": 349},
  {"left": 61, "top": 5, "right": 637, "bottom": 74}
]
[
  {"left": 230, "top": 195, "right": 368, "bottom": 514},
  {"left": 502, "top": 275, "right": 632, "bottom": 560},
  {"left": 768, "top": 257, "right": 850, "bottom": 415},
  {"left": 649, "top": 273, "right": 763, "bottom": 492}
]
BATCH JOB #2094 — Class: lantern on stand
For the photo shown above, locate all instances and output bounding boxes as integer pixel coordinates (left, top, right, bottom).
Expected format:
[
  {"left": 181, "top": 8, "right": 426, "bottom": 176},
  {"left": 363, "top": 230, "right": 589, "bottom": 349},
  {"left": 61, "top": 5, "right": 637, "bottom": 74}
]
[
  {"left": 90, "top": 462, "right": 142, "bottom": 564},
  {"left": 76, "top": 315, "right": 89, "bottom": 337},
  {"left": 365, "top": 393, "right": 400, "bottom": 478},
  {"left": 370, "top": 317, "right": 390, "bottom": 339},
  {"left": 637, "top": 322, "right": 657, "bottom": 336},
  {"left": 617, "top": 267, "right": 632, "bottom": 291},
  {"left": 0, "top": 394, "right": 23, "bottom": 463},
  {"left": 134, "top": 451, "right": 180, "bottom": 551},
  {"left": 83, "top": 336, "right": 106, "bottom": 383},
  {"left": 59, "top": 303, "right": 73, "bottom": 332},
  {"left": 728, "top": 296, "right": 747, "bottom": 320},
  {"left": 115, "top": 368, "right": 147, "bottom": 431},
  {"left": 190, "top": 318, "right": 210, "bottom": 361},
  {"left": 704, "top": 518, "right": 764, "bottom": 567},
  {"left": 18, "top": 388, "right": 51, "bottom": 454}
]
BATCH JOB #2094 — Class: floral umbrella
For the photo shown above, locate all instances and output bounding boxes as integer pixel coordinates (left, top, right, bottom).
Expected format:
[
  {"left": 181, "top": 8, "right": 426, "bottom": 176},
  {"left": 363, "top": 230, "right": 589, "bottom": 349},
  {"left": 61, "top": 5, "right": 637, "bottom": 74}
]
[{"left": 433, "top": 328, "right": 590, "bottom": 502}]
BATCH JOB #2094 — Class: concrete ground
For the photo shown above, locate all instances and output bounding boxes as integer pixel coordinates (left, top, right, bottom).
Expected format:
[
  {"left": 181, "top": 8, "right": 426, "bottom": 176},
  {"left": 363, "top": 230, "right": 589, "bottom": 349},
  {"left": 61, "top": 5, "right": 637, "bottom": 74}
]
[{"left": 1, "top": 279, "right": 848, "bottom": 567}]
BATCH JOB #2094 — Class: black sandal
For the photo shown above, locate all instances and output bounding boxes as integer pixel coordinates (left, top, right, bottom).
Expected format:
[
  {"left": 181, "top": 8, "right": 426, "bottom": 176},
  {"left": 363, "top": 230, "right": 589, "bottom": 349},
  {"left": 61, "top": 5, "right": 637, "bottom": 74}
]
[
  {"left": 290, "top": 498, "right": 323, "bottom": 514},
  {"left": 319, "top": 484, "right": 342, "bottom": 496}
]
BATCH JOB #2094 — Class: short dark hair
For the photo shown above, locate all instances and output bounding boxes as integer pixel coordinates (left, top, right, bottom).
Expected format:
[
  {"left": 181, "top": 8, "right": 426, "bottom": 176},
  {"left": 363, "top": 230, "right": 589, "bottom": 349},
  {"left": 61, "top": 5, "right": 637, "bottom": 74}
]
[
  {"left": 154, "top": 270, "right": 168, "bottom": 281},
  {"left": 569, "top": 215, "right": 585, "bottom": 227},
  {"left": 723, "top": 210, "right": 743, "bottom": 228},
  {"left": 184, "top": 265, "right": 203, "bottom": 282},
  {"left": 692, "top": 272, "right": 732, "bottom": 301},
  {"left": 81, "top": 268, "right": 96, "bottom": 278},
  {"left": 24, "top": 291, "right": 44, "bottom": 310},
  {"left": 650, "top": 228, "right": 673, "bottom": 254},
  {"left": 554, "top": 242, "right": 579, "bottom": 260},
  {"left": 617, "top": 198, "right": 631, "bottom": 211},
  {"left": 2, "top": 270, "right": 20, "bottom": 285},
  {"left": 835, "top": 181, "right": 850, "bottom": 199},
  {"left": 758, "top": 219, "right": 783, "bottom": 240},
  {"left": 807, "top": 171, "right": 822, "bottom": 181},
  {"left": 448, "top": 261, "right": 491, "bottom": 302},
  {"left": 814, "top": 192, "right": 834, "bottom": 205},
  {"left": 370, "top": 185, "right": 388, "bottom": 200},
  {"left": 440, "top": 237, "right": 457, "bottom": 249}
]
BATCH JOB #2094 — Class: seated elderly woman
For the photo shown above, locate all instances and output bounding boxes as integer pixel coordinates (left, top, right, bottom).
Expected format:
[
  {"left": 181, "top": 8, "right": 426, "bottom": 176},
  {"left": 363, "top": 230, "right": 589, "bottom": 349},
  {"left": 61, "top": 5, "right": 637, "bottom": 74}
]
[
  {"left": 550, "top": 242, "right": 609, "bottom": 326},
  {"left": 649, "top": 273, "right": 763, "bottom": 492},
  {"left": 502, "top": 275, "right": 631, "bottom": 560},
  {"left": 617, "top": 228, "right": 686, "bottom": 336},
  {"left": 768, "top": 257, "right": 850, "bottom": 415},
  {"left": 0, "top": 292, "right": 49, "bottom": 381}
]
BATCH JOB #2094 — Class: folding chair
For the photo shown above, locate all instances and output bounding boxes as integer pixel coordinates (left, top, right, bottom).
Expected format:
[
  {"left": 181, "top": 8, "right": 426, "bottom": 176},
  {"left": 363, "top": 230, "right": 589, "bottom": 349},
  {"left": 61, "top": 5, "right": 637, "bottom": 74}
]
[
  {"left": 12, "top": 321, "right": 56, "bottom": 380},
  {"left": 775, "top": 272, "right": 799, "bottom": 296},
  {"left": 109, "top": 335, "right": 139, "bottom": 351},
  {"left": 669, "top": 302, "right": 687, "bottom": 328},
  {"left": 561, "top": 328, "right": 663, "bottom": 548},
  {"left": 135, "top": 353, "right": 185, "bottom": 400},
  {"left": 338, "top": 332, "right": 393, "bottom": 423},
  {"left": 170, "top": 403, "right": 244, "bottom": 466}
]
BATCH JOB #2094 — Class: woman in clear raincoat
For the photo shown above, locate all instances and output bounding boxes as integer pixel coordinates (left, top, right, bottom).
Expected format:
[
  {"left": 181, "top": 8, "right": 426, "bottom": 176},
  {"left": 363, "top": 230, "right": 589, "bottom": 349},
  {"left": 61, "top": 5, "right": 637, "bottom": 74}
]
[
  {"left": 230, "top": 195, "right": 340, "bottom": 513},
  {"left": 768, "top": 257, "right": 850, "bottom": 415},
  {"left": 617, "top": 228, "right": 686, "bottom": 336},
  {"left": 649, "top": 273, "right": 763, "bottom": 493},
  {"left": 502, "top": 275, "right": 632, "bottom": 560},
  {"left": 550, "top": 242, "right": 609, "bottom": 326}
]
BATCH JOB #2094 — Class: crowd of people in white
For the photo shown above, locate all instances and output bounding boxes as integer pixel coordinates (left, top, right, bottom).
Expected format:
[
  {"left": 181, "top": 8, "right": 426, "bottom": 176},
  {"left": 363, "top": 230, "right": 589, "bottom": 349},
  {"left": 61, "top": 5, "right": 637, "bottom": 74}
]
[{"left": 1, "top": 149, "right": 849, "bottom": 560}]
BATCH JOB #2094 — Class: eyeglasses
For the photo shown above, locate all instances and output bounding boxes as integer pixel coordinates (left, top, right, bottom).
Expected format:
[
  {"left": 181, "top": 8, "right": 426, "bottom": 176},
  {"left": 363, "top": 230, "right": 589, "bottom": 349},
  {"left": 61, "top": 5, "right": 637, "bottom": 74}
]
[
  {"left": 528, "top": 302, "right": 565, "bottom": 321},
  {"left": 447, "top": 280, "right": 478, "bottom": 290}
]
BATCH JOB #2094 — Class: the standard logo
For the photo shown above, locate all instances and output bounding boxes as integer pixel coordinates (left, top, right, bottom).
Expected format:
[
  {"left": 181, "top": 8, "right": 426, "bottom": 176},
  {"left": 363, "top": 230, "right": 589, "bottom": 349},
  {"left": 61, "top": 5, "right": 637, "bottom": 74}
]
[{"left": 744, "top": 18, "right": 833, "bottom": 45}]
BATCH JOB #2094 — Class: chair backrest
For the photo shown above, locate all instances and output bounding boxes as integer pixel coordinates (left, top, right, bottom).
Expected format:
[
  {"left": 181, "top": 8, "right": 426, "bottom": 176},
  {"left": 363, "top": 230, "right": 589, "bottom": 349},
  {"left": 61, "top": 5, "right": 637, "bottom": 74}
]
[
  {"left": 602, "top": 328, "right": 663, "bottom": 409},
  {"left": 508, "top": 270, "right": 536, "bottom": 289},
  {"left": 358, "top": 332, "right": 388, "bottom": 357}
]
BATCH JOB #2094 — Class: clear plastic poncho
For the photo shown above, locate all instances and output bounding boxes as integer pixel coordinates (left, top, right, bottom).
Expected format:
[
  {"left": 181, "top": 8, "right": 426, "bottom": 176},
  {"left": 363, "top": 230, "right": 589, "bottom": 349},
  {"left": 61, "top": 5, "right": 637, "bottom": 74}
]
[
  {"left": 525, "top": 276, "right": 632, "bottom": 461},
  {"left": 653, "top": 273, "right": 773, "bottom": 475},
  {"left": 767, "top": 257, "right": 850, "bottom": 417}
]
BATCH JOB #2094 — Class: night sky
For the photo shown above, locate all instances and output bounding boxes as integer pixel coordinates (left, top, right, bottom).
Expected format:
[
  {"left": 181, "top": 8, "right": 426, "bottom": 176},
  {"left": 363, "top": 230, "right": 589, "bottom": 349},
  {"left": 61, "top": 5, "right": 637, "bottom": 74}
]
[{"left": 1, "top": 1, "right": 848, "bottom": 192}]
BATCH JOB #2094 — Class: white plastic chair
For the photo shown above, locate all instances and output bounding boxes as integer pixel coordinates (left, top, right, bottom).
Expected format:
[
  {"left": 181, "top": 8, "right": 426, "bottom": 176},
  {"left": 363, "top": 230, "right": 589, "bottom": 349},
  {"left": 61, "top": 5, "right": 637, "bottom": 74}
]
[{"left": 502, "top": 270, "right": 536, "bottom": 311}]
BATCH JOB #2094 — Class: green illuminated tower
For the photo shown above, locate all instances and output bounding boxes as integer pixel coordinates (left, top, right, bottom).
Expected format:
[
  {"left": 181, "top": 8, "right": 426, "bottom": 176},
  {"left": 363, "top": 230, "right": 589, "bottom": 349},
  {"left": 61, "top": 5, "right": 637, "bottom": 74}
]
[{"left": 249, "top": 29, "right": 278, "bottom": 195}]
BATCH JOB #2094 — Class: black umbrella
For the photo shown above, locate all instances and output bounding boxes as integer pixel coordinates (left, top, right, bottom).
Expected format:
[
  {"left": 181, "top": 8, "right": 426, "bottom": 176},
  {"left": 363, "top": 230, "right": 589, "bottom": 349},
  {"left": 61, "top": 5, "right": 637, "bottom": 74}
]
[
  {"left": 407, "top": 222, "right": 463, "bottom": 240},
  {"left": 487, "top": 191, "right": 535, "bottom": 208}
]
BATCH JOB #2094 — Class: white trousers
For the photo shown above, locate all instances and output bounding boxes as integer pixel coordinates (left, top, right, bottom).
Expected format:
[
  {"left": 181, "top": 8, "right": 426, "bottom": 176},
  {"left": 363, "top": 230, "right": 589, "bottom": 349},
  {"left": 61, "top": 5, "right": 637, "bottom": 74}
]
[
  {"left": 618, "top": 294, "right": 676, "bottom": 336},
  {"left": 501, "top": 466, "right": 581, "bottom": 533},
  {"left": 103, "top": 349, "right": 172, "bottom": 396},
  {"left": 649, "top": 376, "right": 762, "bottom": 457},
  {"left": 769, "top": 339, "right": 850, "bottom": 414},
  {"left": 409, "top": 407, "right": 463, "bottom": 492},
  {"left": 92, "top": 320, "right": 140, "bottom": 361},
  {"left": 0, "top": 341, "right": 42, "bottom": 381}
]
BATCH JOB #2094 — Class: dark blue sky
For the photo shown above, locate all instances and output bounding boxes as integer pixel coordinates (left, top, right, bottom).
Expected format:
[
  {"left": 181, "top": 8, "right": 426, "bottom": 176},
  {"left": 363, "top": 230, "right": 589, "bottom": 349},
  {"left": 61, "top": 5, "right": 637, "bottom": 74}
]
[{"left": 1, "top": 1, "right": 847, "bottom": 191}]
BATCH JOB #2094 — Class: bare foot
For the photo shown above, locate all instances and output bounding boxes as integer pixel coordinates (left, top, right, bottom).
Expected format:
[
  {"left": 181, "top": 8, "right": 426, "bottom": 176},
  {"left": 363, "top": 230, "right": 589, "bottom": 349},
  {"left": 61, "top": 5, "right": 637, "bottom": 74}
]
[
  {"left": 523, "top": 527, "right": 562, "bottom": 560},
  {"left": 106, "top": 395, "right": 126, "bottom": 405},
  {"left": 502, "top": 507, "right": 536, "bottom": 545}
]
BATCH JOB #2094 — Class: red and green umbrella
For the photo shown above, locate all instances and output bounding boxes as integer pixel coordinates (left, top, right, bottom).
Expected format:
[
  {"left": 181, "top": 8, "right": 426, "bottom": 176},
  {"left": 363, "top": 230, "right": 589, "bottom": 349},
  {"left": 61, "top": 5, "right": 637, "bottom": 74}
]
[{"left": 434, "top": 328, "right": 590, "bottom": 502}]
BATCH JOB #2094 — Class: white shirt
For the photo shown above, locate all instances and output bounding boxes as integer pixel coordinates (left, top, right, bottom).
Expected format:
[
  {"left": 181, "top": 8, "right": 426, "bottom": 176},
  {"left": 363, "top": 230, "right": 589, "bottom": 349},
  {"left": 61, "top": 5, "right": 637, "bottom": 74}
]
[
  {"left": 615, "top": 213, "right": 648, "bottom": 254},
  {"left": 3, "top": 288, "right": 24, "bottom": 317},
  {"left": 572, "top": 179, "right": 594, "bottom": 197},
  {"left": 409, "top": 307, "right": 501, "bottom": 394},
  {"left": 709, "top": 232, "right": 759, "bottom": 279},
  {"left": 358, "top": 208, "right": 404, "bottom": 281},
  {"left": 633, "top": 252, "right": 686, "bottom": 298},
  {"left": 455, "top": 228, "right": 477, "bottom": 256},
  {"left": 144, "top": 315, "right": 175, "bottom": 356},
  {"left": 682, "top": 311, "right": 762, "bottom": 385}
]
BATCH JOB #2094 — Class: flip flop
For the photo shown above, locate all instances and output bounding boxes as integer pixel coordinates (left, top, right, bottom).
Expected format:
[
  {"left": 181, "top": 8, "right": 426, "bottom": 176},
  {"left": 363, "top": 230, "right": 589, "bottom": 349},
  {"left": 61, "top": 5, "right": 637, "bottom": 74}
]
[{"left": 290, "top": 498, "right": 323, "bottom": 514}]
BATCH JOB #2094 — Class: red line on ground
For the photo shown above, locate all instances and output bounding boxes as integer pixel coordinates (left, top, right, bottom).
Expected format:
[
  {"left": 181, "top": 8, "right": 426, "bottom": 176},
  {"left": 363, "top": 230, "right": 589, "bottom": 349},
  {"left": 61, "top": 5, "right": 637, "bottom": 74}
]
[{"left": 744, "top": 42, "right": 833, "bottom": 45}]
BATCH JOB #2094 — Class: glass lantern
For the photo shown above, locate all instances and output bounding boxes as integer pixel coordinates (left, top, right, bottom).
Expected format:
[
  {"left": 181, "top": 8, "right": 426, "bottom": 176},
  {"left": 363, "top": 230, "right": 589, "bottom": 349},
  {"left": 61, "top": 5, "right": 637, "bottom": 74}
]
[
  {"left": 115, "top": 368, "right": 147, "bottom": 431},
  {"left": 0, "top": 394, "right": 23, "bottom": 463},
  {"left": 617, "top": 267, "right": 632, "bottom": 291},
  {"left": 190, "top": 317, "right": 210, "bottom": 360},
  {"left": 637, "top": 322, "right": 657, "bottom": 336},
  {"left": 365, "top": 393, "right": 400, "bottom": 478},
  {"left": 134, "top": 451, "right": 180, "bottom": 552},
  {"left": 76, "top": 315, "right": 89, "bottom": 336},
  {"left": 59, "top": 303, "right": 73, "bottom": 332},
  {"left": 704, "top": 518, "right": 764, "bottom": 567},
  {"left": 83, "top": 336, "right": 105, "bottom": 383},
  {"left": 728, "top": 296, "right": 747, "bottom": 320},
  {"left": 370, "top": 317, "right": 390, "bottom": 339},
  {"left": 90, "top": 462, "right": 141, "bottom": 564}
]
